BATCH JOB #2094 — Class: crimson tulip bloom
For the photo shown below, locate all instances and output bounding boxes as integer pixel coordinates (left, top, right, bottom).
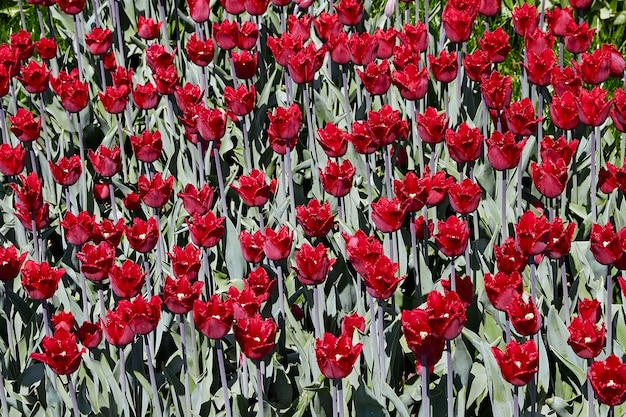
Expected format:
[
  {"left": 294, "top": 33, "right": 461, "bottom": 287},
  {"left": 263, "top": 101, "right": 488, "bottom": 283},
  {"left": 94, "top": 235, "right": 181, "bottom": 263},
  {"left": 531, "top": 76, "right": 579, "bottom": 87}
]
[
  {"left": 371, "top": 197, "right": 407, "bottom": 233},
  {"left": 168, "top": 243, "right": 202, "bottom": 281},
  {"left": 194, "top": 295, "right": 234, "bottom": 339},
  {"left": 186, "top": 0, "right": 211, "bottom": 21},
  {"left": 267, "top": 33, "right": 303, "bottom": 68},
  {"left": 196, "top": 107, "right": 227, "bottom": 142},
  {"left": 416, "top": 107, "right": 448, "bottom": 145},
  {"left": 244, "top": 0, "right": 270, "bottom": 15},
  {"left": 21, "top": 260, "right": 64, "bottom": 300},
  {"left": 492, "top": 340, "right": 539, "bottom": 386},
  {"left": 612, "top": 89, "right": 626, "bottom": 132},
  {"left": 178, "top": 183, "right": 215, "bottom": 216},
  {"left": 229, "top": 286, "right": 264, "bottom": 319},
  {"left": 288, "top": 43, "right": 325, "bottom": 85},
  {"left": 92, "top": 218, "right": 125, "bottom": 247},
  {"left": 441, "top": 273, "right": 474, "bottom": 308},
  {"left": 77, "top": 321, "right": 102, "bottom": 349},
  {"left": 347, "top": 32, "right": 378, "bottom": 66},
  {"left": 511, "top": 3, "right": 539, "bottom": 37},
  {"left": 588, "top": 355, "right": 626, "bottom": 406},
  {"left": 347, "top": 121, "right": 377, "bottom": 154},
  {"left": 109, "top": 260, "right": 146, "bottom": 299},
  {"left": 425, "top": 168, "right": 453, "bottom": 206},
  {"left": 401, "top": 308, "right": 445, "bottom": 367},
  {"left": 52, "top": 76, "right": 89, "bottom": 113},
  {"left": 10, "top": 30, "right": 35, "bottom": 60},
  {"left": 391, "top": 63, "right": 428, "bottom": 101},
  {"left": 163, "top": 276, "right": 203, "bottom": 314},
  {"left": 579, "top": 298, "right": 602, "bottom": 323},
  {"left": 130, "top": 130, "right": 162, "bottom": 164},
  {"left": 88, "top": 145, "right": 121, "bottom": 178},
  {"left": 448, "top": 178, "right": 482, "bottom": 215},
  {"left": 234, "top": 315, "right": 277, "bottom": 360},
  {"left": 185, "top": 34, "right": 214, "bottom": 67},
  {"left": 132, "top": 83, "right": 160, "bottom": 110},
  {"left": 125, "top": 217, "right": 160, "bottom": 253},
  {"left": 231, "top": 50, "right": 258, "bottom": 80},
  {"left": 315, "top": 332, "right": 362, "bottom": 379},
  {"left": 342, "top": 312, "right": 366, "bottom": 335},
  {"left": 428, "top": 50, "right": 458, "bottom": 83},
  {"left": 137, "top": 16, "right": 162, "bottom": 40},
  {"left": 118, "top": 295, "right": 162, "bottom": 335},
  {"left": 313, "top": 12, "right": 342, "bottom": 41},
  {"left": 576, "top": 86, "right": 613, "bottom": 127},
  {"left": 231, "top": 170, "right": 276, "bottom": 207},
  {"left": 445, "top": 122, "right": 484, "bottom": 164},
  {"left": 602, "top": 43, "right": 625, "bottom": 78},
  {"left": 245, "top": 267, "right": 276, "bottom": 300},
  {"left": 494, "top": 237, "right": 526, "bottom": 274},
  {"left": 237, "top": 21, "right": 259, "bottom": 50},
  {"left": 0, "top": 143, "right": 26, "bottom": 176},
  {"left": 462, "top": 49, "right": 492, "bottom": 82},
  {"left": 101, "top": 308, "right": 134, "bottom": 347},
  {"left": 393, "top": 171, "right": 429, "bottom": 213},
  {"left": 36, "top": 37, "right": 57, "bottom": 60},
  {"left": 326, "top": 32, "right": 351, "bottom": 65},
  {"left": 478, "top": 27, "right": 511, "bottom": 63},
  {"left": 9, "top": 108, "right": 41, "bottom": 142},
  {"left": 224, "top": 84, "right": 255, "bottom": 116},
  {"left": 287, "top": 14, "right": 312, "bottom": 41},
  {"left": 85, "top": 27, "right": 113, "bottom": 55},
  {"left": 426, "top": 290, "right": 467, "bottom": 340},
  {"left": 480, "top": 71, "right": 512, "bottom": 110},
  {"left": 550, "top": 66, "right": 582, "bottom": 97},
  {"left": 486, "top": 131, "right": 527, "bottom": 171},
  {"left": 515, "top": 210, "right": 550, "bottom": 256},
  {"left": 545, "top": 217, "right": 576, "bottom": 259},
  {"left": 60, "top": 211, "right": 93, "bottom": 246},
  {"left": 99, "top": 85, "right": 130, "bottom": 114},
  {"left": 76, "top": 242, "right": 116, "bottom": 282},
  {"left": 549, "top": 92, "right": 580, "bottom": 131},
  {"left": 267, "top": 104, "right": 302, "bottom": 154},
  {"left": 262, "top": 226, "right": 293, "bottom": 261},
  {"left": 396, "top": 22, "right": 427, "bottom": 54},
  {"left": 293, "top": 243, "right": 335, "bottom": 286},
  {"left": 212, "top": 20, "right": 239, "bottom": 50},
  {"left": 316, "top": 122, "right": 348, "bottom": 158},
  {"left": 576, "top": 49, "right": 610, "bottom": 85},
  {"left": 31, "top": 329, "right": 85, "bottom": 375},
  {"left": 319, "top": 160, "right": 355, "bottom": 197},
  {"left": 540, "top": 136, "right": 578, "bottom": 165},
  {"left": 174, "top": 83, "right": 203, "bottom": 112},
  {"left": 187, "top": 211, "right": 225, "bottom": 248},
  {"left": 442, "top": 2, "right": 478, "bottom": 43},
  {"left": 49, "top": 155, "right": 82, "bottom": 186},
  {"left": 296, "top": 199, "right": 334, "bottom": 237},
  {"left": 484, "top": 271, "right": 524, "bottom": 311},
  {"left": 335, "top": 0, "right": 363, "bottom": 26},
  {"left": 563, "top": 21, "right": 595, "bottom": 54},
  {"left": 507, "top": 295, "right": 542, "bottom": 336},
  {"left": 0, "top": 245, "right": 27, "bottom": 282},
  {"left": 18, "top": 61, "right": 49, "bottom": 94},
  {"left": 11, "top": 172, "right": 43, "bottom": 213},
  {"left": 343, "top": 230, "right": 383, "bottom": 276},
  {"left": 366, "top": 104, "right": 408, "bottom": 146},
  {"left": 362, "top": 254, "right": 404, "bottom": 300},
  {"left": 137, "top": 173, "right": 173, "bottom": 208},
  {"left": 546, "top": 7, "right": 575, "bottom": 37},
  {"left": 504, "top": 98, "right": 542, "bottom": 136},
  {"left": 50, "top": 311, "right": 75, "bottom": 333},
  {"left": 56, "top": 0, "right": 85, "bottom": 14},
  {"left": 530, "top": 157, "right": 569, "bottom": 198},
  {"left": 154, "top": 65, "right": 180, "bottom": 95},
  {"left": 567, "top": 317, "right": 605, "bottom": 359},
  {"left": 239, "top": 230, "right": 266, "bottom": 264},
  {"left": 589, "top": 222, "right": 621, "bottom": 265}
]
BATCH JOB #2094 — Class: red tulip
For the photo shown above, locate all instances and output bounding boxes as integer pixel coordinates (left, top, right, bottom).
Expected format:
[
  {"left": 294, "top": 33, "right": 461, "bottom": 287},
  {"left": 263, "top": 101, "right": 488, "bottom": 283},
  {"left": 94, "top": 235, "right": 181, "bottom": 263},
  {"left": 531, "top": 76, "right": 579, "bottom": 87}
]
[
  {"left": 88, "top": 145, "right": 121, "bottom": 178},
  {"left": 224, "top": 84, "right": 256, "bottom": 116},
  {"left": 442, "top": 2, "right": 478, "bottom": 43},
  {"left": 478, "top": 27, "right": 510, "bottom": 63},
  {"left": 0, "top": 143, "right": 26, "bottom": 176},
  {"left": 549, "top": 92, "right": 580, "bottom": 131},
  {"left": 18, "top": 61, "right": 49, "bottom": 94},
  {"left": 118, "top": 295, "right": 162, "bottom": 335},
  {"left": 362, "top": 254, "right": 404, "bottom": 300},
  {"left": 515, "top": 210, "right": 550, "bottom": 256},
  {"left": 196, "top": 107, "right": 227, "bottom": 142},
  {"left": 76, "top": 242, "right": 116, "bottom": 282},
  {"left": 296, "top": 199, "right": 334, "bottom": 237},
  {"left": 77, "top": 321, "right": 102, "bottom": 349},
  {"left": 109, "top": 260, "right": 146, "bottom": 299},
  {"left": 577, "top": 49, "right": 610, "bottom": 85},
  {"left": 507, "top": 294, "right": 542, "bottom": 336},
  {"left": 174, "top": 83, "right": 203, "bottom": 112},
  {"left": 343, "top": 230, "right": 383, "bottom": 276},
  {"left": 186, "top": 33, "right": 215, "bottom": 67},
  {"left": 231, "top": 170, "right": 276, "bottom": 207},
  {"left": 0, "top": 245, "right": 27, "bottom": 282},
  {"left": 267, "top": 33, "right": 303, "bottom": 67},
  {"left": 426, "top": 290, "right": 467, "bottom": 340},
  {"left": 48, "top": 155, "right": 82, "bottom": 186},
  {"left": 293, "top": 243, "right": 335, "bottom": 286},
  {"left": 316, "top": 122, "right": 348, "bottom": 158},
  {"left": 137, "top": 173, "right": 173, "bottom": 208},
  {"left": 315, "top": 332, "right": 362, "bottom": 379},
  {"left": 287, "top": 14, "right": 312, "bottom": 41},
  {"left": 393, "top": 171, "right": 429, "bottom": 212},
  {"left": 267, "top": 104, "right": 302, "bottom": 153},
  {"left": 313, "top": 12, "right": 342, "bottom": 42},
  {"left": 575, "top": 86, "right": 612, "bottom": 127},
  {"left": 92, "top": 218, "right": 125, "bottom": 247},
  {"left": 545, "top": 217, "right": 576, "bottom": 259},
  {"left": 319, "top": 159, "right": 355, "bottom": 197},
  {"left": 130, "top": 130, "right": 162, "bottom": 164},
  {"left": 50, "top": 70, "right": 88, "bottom": 113},
  {"left": 504, "top": 98, "right": 542, "bottom": 136},
  {"left": 589, "top": 222, "right": 621, "bottom": 265},
  {"left": 397, "top": 22, "right": 427, "bottom": 54},
  {"left": 60, "top": 211, "right": 93, "bottom": 246},
  {"left": 177, "top": 183, "right": 215, "bottom": 216},
  {"left": 391, "top": 63, "right": 428, "bottom": 101},
  {"left": 30, "top": 329, "right": 85, "bottom": 375},
  {"left": 484, "top": 271, "right": 523, "bottom": 311},
  {"left": 492, "top": 340, "right": 539, "bottom": 386},
  {"left": 448, "top": 178, "right": 482, "bottom": 215},
  {"left": 588, "top": 355, "right": 626, "bottom": 406},
  {"left": 132, "top": 83, "right": 160, "bottom": 110},
  {"left": 288, "top": 42, "right": 326, "bottom": 85},
  {"left": 546, "top": 7, "right": 575, "bottom": 37},
  {"left": 154, "top": 65, "right": 180, "bottom": 96},
  {"left": 244, "top": 0, "right": 270, "bottom": 15},
  {"left": 445, "top": 122, "right": 484, "bottom": 164},
  {"left": 194, "top": 295, "right": 234, "bottom": 339},
  {"left": 441, "top": 273, "right": 473, "bottom": 308},
  {"left": 428, "top": 50, "right": 458, "bottom": 83},
  {"left": 494, "top": 237, "right": 527, "bottom": 274},
  {"left": 85, "top": 27, "right": 113, "bottom": 55},
  {"left": 611, "top": 89, "right": 626, "bottom": 132},
  {"left": 341, "top": 312, "right": 366, "bottom": 335},
  {"left": 347, "top": 121, "right": 377, "bottom": 154},
  {"left": 163, "top": 276, "right": 203, "bottom": 314},
  {"left": 401, "top": 308, "right": 445, "bottom": 367},
  {"left": 567, "top": 317, "right": 605, "bottom": 359},
  {"left": 137, "top": 16, "right": 162, "bottom": 40},
  {"left": 480, "top": 71, "right": 512, "bottom": 110},
  {"left": 425, "top": 168, "right": 453, "bottom": 206},
  {"left": 229, "top": 286, "right": 264, "bottom": 319},
  {"left": 563, "top": 21, "right": 595, "bottom": 54},
  {"left": 245, "top": 267, "right": 276, "bottom": 300},
  {"left": 326, "top": 32, "right": 351, "bottom": 65},
  {"left": 167, "top": 243, "right": 202, "bottom": 282},
  {"left": 239, "top": 230, "right": 266, "bottom": 264},
  {"left": 462, "top": 49, "right": 492, "bottom": 82},
  {"left": 187, "top": 211, "right": 225, "bottom": 248},
  {"left": 486, "top": 131, "right": 527, "bottom": 171},
  {"left": 511, "top": 3, "right": 539, "bottom": 37},
  {"left": 416, "top": 107, "right": 448, "bottom": 145},
  {"left": 11, "top": 172, "right": 43, "bottom": 213},
  {"left": 36, "top": 37, "right": 57, "bottom": 60},
  {"left": 234, "top": 315, "right": 277, "bottom": 360},
  {"left": 9, "top": 108, "right": 41, "bottom": 142},
  {"left": 602, "top": 43, "right": 625, "bottom": 78},
  {"left": 231, "top": 50, "right": 258, "bottom": 80},
  {"left": 335, "top": 0, "right": 363, "bottom": 26},
  {"left": 356, "top": 60, "right": 391, "bottom": 95},
  {"left": 212, "top": 20, "right": 239, "bottom": 50},
  {"left": 10, "top": 30, "right": 35, "bottom": 60},
  {"left": 101, "top": 308, "right": 134, "bottom": 347},
  {"left": 262, "top": 226, "right": 293, "bottom": 261},
  {"left": 21, "top": 260, "right": 64, "bottom": 300},
  {"left": 187, "top": 0, "right": 211, "bottom": 22},
  {"left": 56, "top": 0, "right": 85, "bottom": 14},
  {"left": 125, "top": 217, "right": 160, "bottom": 253},
  {"left": 371, "top": 197, "right": 407, "bottom": 232},
  {"left": 238, "top": 21, "right": 259, "bottom": 50},
  {"left": 530, "top": 157, "right": 569, "bottom": 198}
]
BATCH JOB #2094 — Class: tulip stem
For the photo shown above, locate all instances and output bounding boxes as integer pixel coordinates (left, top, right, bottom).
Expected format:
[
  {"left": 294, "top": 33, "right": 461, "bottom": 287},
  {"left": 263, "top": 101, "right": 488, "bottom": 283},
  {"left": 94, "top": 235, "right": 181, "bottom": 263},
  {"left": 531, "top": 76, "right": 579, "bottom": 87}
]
[
  {"left": 242, "top": 115, "right": 252, "bottom": 174},
  {"left": 74, "top": 114, "right": 88, "bottom": 211},
  {"left": 154, "top": 212, "right": 165, "bottom": 284},
  {"left": 38, "top": 95, "right": 53, "bottom": 166},
  {"left": 179, "top": 316, "right": 191, "bottom": 417},
  {"left": 108, "top": 181, "right": 118, "bottom": 222},
  {"left": 384, "top": 145, "right": 393, "bottom": 199},
  {"left": 513, "top": 386, "right": 519, "bottom": 417},
  {"left": 587, "top": 358, "right": 594, "bottom": 417},
  {"left": 0, "top": 366, "right": 8, "bottom": 417},
  {"left": 342, "top": 68, "right": 352, "bottom": 134},
  {"left": 303, "top": 86, "right": 321, "bottom": 198},
  {"left": 213, "top": 148, "right": 229, "bottom": 216},
  {"left": 607, "top": 267, "right": 613, "bottom": 355},
  {"left": 356, "top": 273, "right": 363, "bottom": 314},
  {"left": 313, "top": 284, "right": 321, "bottom": 339},
  {"left": 285, "top": 145, "right": 297, "bottom": 226},
  {"left": 112, "top": 2, "right": 125, "bottom": 66},
  {"left": 516, "top": 158, "right": 523, "bottom": 216},
  {"left": 72, "top": 16, "right": 84, "bottom": 81},
  {"left": 31, "top": 212, "right": 40, "bottom": 262},
  {"left": 276, "top": 263, "right": 286, "bottom": 320},
  {"left": 446, "top": 340, "right": 454, "bottom": 417},
  {"left": 410, "top": 213, "right": 421, "bottom": 303},
  {"left": 3, "top": 287, "right": 15, "bottom": 363},
  {"left": 197, "top": 142, "right": 206, "bottom": 185},
  {"left": 331, "top": 380, "right": 338, "bottom": 417},
  {"left": 67, "top": 376, "right": 80, "bottom": 417},
  {"left": 421, "top": 355, "right": 430, "bottom": 417},
  {"left": 365, "top": 155, "right": 373, "bottom": 225},
  {"left": 98, "top": 282, "right": 106, "bottom": 320},
  {"left": 501, "top": 171, "right": 508, "bottom": 242},
  {"left": 368, "top": 294, "right": 380, "bottom": 398},
  {"left": 377, "top": 300, "right": 385, "bottom": 387},
  {"left": 256, "top": 360, "right": 264, "bottom": 417},
  {"left": 337, "top": 379, "right": 345, "bottom": 417},
  {"left": 0, "top": 105, "right": 8, "bottom": 145},
  {"left": 115, "top": 114, "right": 129, "bottom": 184},
  {"left": 241, "top": 353, "right": 249, "bottom": 398},
  {"left": 157, "top": 0, "right": 170, "bottom": 48},
  {"left": 143, "top": 334, "right": 163, "bottom": 417},
  {"left": 216, "top": 340, "right": 233, "bottom": 417},
  {"left": 119, "top": 347, "right": 130, "bottom": 417},
  {"left": 505, "top": 313, "right": 511, "bottom": 342},
  {"left": 591, "top": 127, "right": 597, "bottom": 223},
  {"left": 143, "top": 257, "right": 154, "bottom": 296},
  {"left": 561, "top": 258, "right": 570, "bottom": 324}
]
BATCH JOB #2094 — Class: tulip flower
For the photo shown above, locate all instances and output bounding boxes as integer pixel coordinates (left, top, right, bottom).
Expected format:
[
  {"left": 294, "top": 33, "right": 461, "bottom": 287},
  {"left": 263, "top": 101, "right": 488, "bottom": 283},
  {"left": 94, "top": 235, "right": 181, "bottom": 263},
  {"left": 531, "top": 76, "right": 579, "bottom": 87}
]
[
  {"left": 391, "top": 63, "right": 429, "bottom": 101},
  {"left": 178, "top": 183, "right": 216, "bottom": 216},
  {"left": 0, "top": 143, "right": 26, "bottom": 176},
  {"left": 231, "top": 170, "right": 277, "bottom": 207},
  {"left": 125, "top": 217, "right": 160, "bottom": 253},
  {"left": 262, "top": 226, "right": 293, "bottom": 261},
  {"left": 514, "top": 210, "right": 550, "bottom": 256},
  {"left": 137, "top": 16, "right": 162, "bottom": 40},
  {"left": 118, "top": 295, "right": 162, "bottom": 335},
  {"left": 224, "top": 84, "right": 256, "bottom": 116},
  {"left": 9, "top": 108, "right": 41, "bottom": 142},
  {"left": 187, "top": 211, "right": 225, "bottom": 248},
  {"left": 101, "top": 308, "right": 135, "bottom": 347},
  {"left": 109, "top": 260, "right": 147, "bottom": 299},
  {"left": 296, "top": 199, "right": 334, "bottom": 237},
  {"left": 445, "top": 123, "right": 484, "bottom": 164},
  {"left": 194, "top": 295, "right": 234, "bottom": 339},
  {"left": 186, "top": 33, "right": 214, "bottom": 67},
  {"left": 316, "top": 122, "right": 348, "bottom": 158},
  {"left": 315, "top": 332, "right": 362, "bottom": 379},
  {"left": 401, "top": 308, "right": 445, "bottom": 367},
  {"left": 239, "top": 230, "right": 266, "bottom": 264},
  {"left": 492, "top": 340, "right": 539, "bottom": 386},
  {"left": 362, "top": 254, "right": 404, "bottom": 300},
  {"left": 30, "top": 328, "right": 85, "bottom": 374},
  {"left": 234, "top": 314, "right": 277, "bottom": 360},
  {"left": 293, "top": 243, "right": 335, "bottom": 286},
  {"left": 21, "top": 260, "right": 64, "bottom": 300},
  {"left": 319, "top": 160, "right": 355, "bottom": 197},
  {"left": 167, "top": 243, "right": 202, "bottom": 282},
  {"left": 0, "top": 245, "right": 27, "bottom": 282},
  {"left": 163, "top": 276, "right": 203, "bottom": 314},
  {"left": 484, "top": 271, "right": 524, "bottom": 311},
  {"left": 137, "top": 173, "right": 173, "bottom": 208},
  {"left": 448, "top": 178, "right": 482, "bottom": 215},
  {"left": 478, "top": 27, "right": 511, "bottom": 63},
  {"left": 426, "top": 291, "right": 467, "bottom": 340},
  {"left": 486, "top": 131, "right": 527, "bottom": 171},
  {"left": 441, "top": 274, "right": 474, "bottom": 308},
  {"left": 76, "top": 242, "right": 116, "bottom": 282},
  {"left": 588, "top": 355, "right": 626, "bottom": 406},
  {"left": 567, "top": 317, "right": 605, "bottom": 359},
  {"left": 335, "top": 0, "right": 363, "bottom": 26}
]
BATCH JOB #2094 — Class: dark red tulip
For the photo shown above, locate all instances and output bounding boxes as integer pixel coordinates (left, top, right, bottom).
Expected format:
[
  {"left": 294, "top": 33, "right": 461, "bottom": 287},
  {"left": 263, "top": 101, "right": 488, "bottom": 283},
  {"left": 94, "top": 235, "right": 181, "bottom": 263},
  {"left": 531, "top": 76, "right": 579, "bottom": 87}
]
[
  {"left": 316, "top": 122, "right": 348, "bottom": 158},
  {"left": 77, "top": 321, "right": 102, "bottom": 349},
  {"left": 357, "top": 60, "right": 391, "bottom": 95},
  {"left": 374, "top": 28, "right": 397, "bottom": 59},
  {"left": 53, "top": 312, "right": 76, "bottom": 333},
  {"left": 394, "top": 171, "right": 429, "bottom": 213},
  {"left": 177, "top": 183, "right": 215, "bottom": 216},
  {"left": 11, "top": 172, "right": 43, "bottom": 213},
  {"left": 288, "top": 42, "right": 326, "bottom": 84},
  {"left": 425, "top": 168, "right": 453, "bottom": 206},
  {"left": 167, "top": 243, "right": 201, "bottom": 282},
  {"left": 187, "top": 0, "right": 211, "bottom": 22},
  {"left": 267, "top": 33, "right": 303, "bottom": 67},
  {"left": 391, "top": 44, "right": 419, "bottom": 71},
  {"left": 231, "top": 170, "right": 276, "bottom": 207},
  {"left": 56, "top": 0, "right": 85, "bottom": 14},
  {"left": 99, "top": 85, "right": 130, "bottom": 114},
  {"left": 187, "top": 211, "right": 225, "bottom": 248},
  {"left": 545, "top": 217, "right": 576, "bottom": 259},
  {"left": 49, "top": 155, "right": 82, "bottom": 186},
  {"left": 492, "top": 340, "right": 538, "bottom": 386},
  {"left": 88, "top": 145, "right": 121, "bottom": 178},
  {"left": 341, "top": 312, "right": 366, "bottom": 335},
  {"left": 238, "top": 21, "right": 259, "bottom": 50},
  {"left": 576, "top": 86, "right": 612, "bottom": 127},
  {"left": 101, "top": 308, "right": 134, "bottom": 347},
  {"left": 414, "top": 215, "right": 434, "bottom": 240},
  {"left": 130, "top": 130, "right": 162, "bottom": 164},
  {"left": 397, "top": 22, "right": 427, "bottom": 54},
  {"left": 94, "top": 182, "right": 109, "bottom": 202},
  {"left": 123, "top": 192, "right": 141, "bottom": 211},
  {"left": 546, "top": 7, "right": 575, "bottom": 37},
  {"left": 564, "top": 21, "right": 595, "bottom": 54},
  {"left": 229, "top": 286, "right": 264, "bottom": 319},
  {"left": 109, "top": 260, "right": 146, "bottom": 299},
  {"left": 335, "top": 0, "right": 363, "bottom": 26},
  {"left": 366, "top": 104, "right": 408, "bottom": 146},
  {"left": 132, "top": 83, "right": 160, "bottom": 110},
  {"left": 515, "top": 210, "right": 550, "bottom": 256},
  {"left": 343, "top": 230, "right": 383, "bottom": 276},
  {"left": 391, "top": 63, "right": 428, "bottom": 101},
  {"left": 137, "top": 173, "right": 173, "bottom": 208},
  {"left": 511, "top": 3, "right": 539, "bottom": 37},
  {"left": 567, "top": 317, "right": 605, "bottom": 359},
  {"left": 602, "top": 44, "right": 625, "bottom": 78},
  {"left": 362, "top": 254, "right": 404, "bottom": 300},
  {"left": 137, "top": 16, "right": 162, "bottom": 40},
  {"left": 530, "top": 157, "right": 569, "bottom": 198},
  {"left": 577, "top": 49, "right": 610, "bottom": 85},
  {"left": 194, "top": 295, "right": 234, "bottom": 339},
  {"left": 494, "top": 237, "right": 526, "bottom": 274},
  {"left": 267, "top": 104, "right": 302, "bottom": 153},
  {"left": 9, "top": 108, "right": 41, "bottom": 142},
  {"left": 503, "top": 97, "right": 542, "bottom": 136},
  {"left": 442, "top": 2, "right": 478, "bottom": 43},
  {"left": 589, "top": 222, "right": 621, "bottom": 265},
  {"left": 231, "top": 50, "right": 257, "bottom": 80},
  {"left": 224, "top": 84, "right": 255, "bottom": 116},
  {"left": 36, "top": 37, "right": 57, "bottom": 60},
  {"left": 296, "top": 199, "right": 334, "bottom": 237},
  {"left": 550, "top": 92, "right": 580, "bottom": 131},
  {"left": 60, "top": 211, "right": 93, "bottom": 246},
  {"left": 588, "top": 355, "right": 626, "bottom": 406},
  {"left": 293, "top": 243, "right": 335, "bottom": 286},
  {"left": 540, "top": 136, "right": 579, "bottom": 166},
  {"left": 480, "top": 71, "right": 512, "bottom": 110},
  {"left": 245, "top": 267, "right": 276, "bottom": 300},
  {"left": 612, "top": 89, "right": 626, "bottom": 132},
  {"left": 416, "top": 107, "right": 449, "bottom": 145},
  {"left": 143, "top": 45, "right": 173, "bottom": 71},
  {"left": 478, "top": 0, "right": 500, "bottom": 16},
  {"left": 234, "top": 314, "right": 277, "bottom": 360},
  {"left": 401, "top": 308, "right": 445, "bottom": 367},
  {"left": 102, "top": 52, "right": 116, "bottom": 70},
  {"left": 478, "top": 27, "right": 510, "bottom": 63},
  {"left": 15, "top": 202, "right": 49, "bottom": 231},
  {"left": 163, "top": 276, "right": 203, "bottom": 314},
  {"left": 212, "top": 20, "right": 239, "bottom": 50},
  {"left": 125, "top": 217, "right": 159, "bottom": 253},
  {"left": 448, "top": 178, "right": 482, "bottom": 215},
  {"left": 244, "top": 0, "right": 270, "bottom": 15},
  {"left": 435, "top": 215, "right": 469, "bottom": 258},
  {"left": 76, "top": 242, "right": 116, "bottom": 282},
  {"left": 18, "top": 61, "right": 49, "bottom": 94},
  {"left": 239, "top": 230, "right": 266, "bottom": 264},
  {"left": 427, "top": 290, "right": 467, "bottom": 340},
  {"left": 428, "top": 50, "right": 458, "bottom": 83},
  {"left": 118, "top": 295, "right": 162, "bottom": 335},
  {"left": 441, "top": 273, "right": 473, "bottom": 308},
  {"left": 50, "top": 70, "right": 89, "bottom": 113},
  {"left": 85, "top": 27, "right": 112, "bottom": 55},
  {"left": 486, "top": 131, "right": 527, "bottom": 171},
  {"left": 319, "top": 159, "right": 355, "bottom": 197},
  {"left": 315, "top": 332, "right": 362, "bottom": 379},
  {"left": 0, "top": 245, "right": 27, "bottom": 282},
  {"left": 196, "top": 107, "right": 227, "bottom": 142},
  {"left": 174, "top": 83, "right": 203, "bottom": 112},
  {"left": 0, "top": 143, "right": 26, "bottom": 176},
  {"left": 524, "top": 28, "right": 555, "bottom": 56},
  {"left": 287, "top": 14, "right": 312, "bottom": 41},
  {"left": 550, "top": 66, "right": 582, "bottom": 97},
  {"left": 371, "top": 197, "right": 407, "bottom": 233},
  {"left": 445, "top": 122, "right": 484, "bottom": 164},
  {"left": 507, "top": 295, "right": 542, "bottom": 336},
  {"left": 10, "top": 30, "right": 35, "bottom": 60},
  {"left": 313, "top": 12, "right": 342, "bottom": 42},
  {"left": 484, "top": 271, "right": 523, "bottom": 311},
  {"left": 347, "top": 121, "right": 376, "bottom": 154},
  {"left": 462, "top": 49, "right": 492, "bottom": 82},
  {"left": 92, "top": 218, "right": 125, "bottom": 247},
  {"left": 30, "top": 329, "right": 85, "bottom": 375},
  {"left": 154, "top": 65, "right": 179, "bottom": 95},
  {"left": 599, "top": 162, "right": 619, "bottom": 193},
  {"left": 21, "top": 260, "right": 64, "bottom": 300},
  {"left": 262, "top": 226, "right": 293, "bottom": 261},
  {"left": 326, "top": 32, "right": 351, "bottom": 65}
]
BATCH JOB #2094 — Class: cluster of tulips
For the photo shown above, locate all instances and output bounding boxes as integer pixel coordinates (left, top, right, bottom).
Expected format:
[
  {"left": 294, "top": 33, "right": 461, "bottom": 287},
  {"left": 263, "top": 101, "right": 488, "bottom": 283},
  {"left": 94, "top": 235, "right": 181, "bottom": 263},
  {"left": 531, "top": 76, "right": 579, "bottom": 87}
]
[{"left": 1, "top": 0, "right": 626, "bottom": 415}]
